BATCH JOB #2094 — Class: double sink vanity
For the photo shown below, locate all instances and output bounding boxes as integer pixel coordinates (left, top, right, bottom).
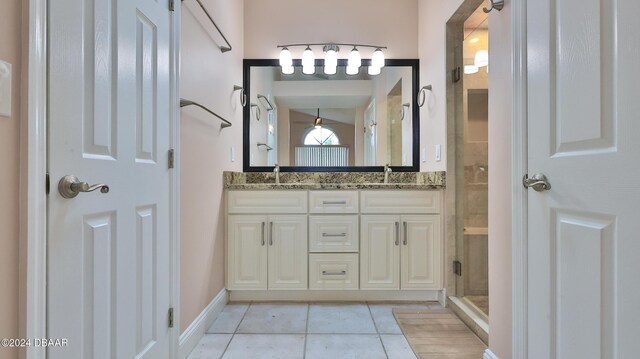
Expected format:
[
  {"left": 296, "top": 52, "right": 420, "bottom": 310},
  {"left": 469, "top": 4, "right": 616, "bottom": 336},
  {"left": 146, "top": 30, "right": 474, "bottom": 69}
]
[{"left": 224, "top": 171, "right": 446, "bottom": 302}]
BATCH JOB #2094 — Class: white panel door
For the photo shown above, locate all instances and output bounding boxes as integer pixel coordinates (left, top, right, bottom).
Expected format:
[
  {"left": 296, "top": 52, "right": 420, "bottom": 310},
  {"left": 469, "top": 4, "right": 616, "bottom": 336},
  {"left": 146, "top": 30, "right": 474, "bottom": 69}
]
[
  {"left": 360, "top": 215, "right": 400, "bottom": 289},
  {"left": 47, "top": 0, "right": 173, "bottom": 358},
  {"left": 268, "top": 216, "right": 308, "bottom": 289},
  {"left": 227, "top": 215, "right": 268, "bottom": 290},
  {"left": 401, "top": 215, "right": 441, "bottom": 289},
  {"left": 527, "top": 0, "right": 640, "bottom": 358}
]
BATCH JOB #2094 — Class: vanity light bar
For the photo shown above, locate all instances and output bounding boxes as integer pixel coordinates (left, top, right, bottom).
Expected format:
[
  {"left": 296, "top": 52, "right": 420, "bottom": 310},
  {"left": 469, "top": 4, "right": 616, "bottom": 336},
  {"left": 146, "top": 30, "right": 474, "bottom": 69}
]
[{"left": 276, "top": 43, "right": 387, "bottom": 75}]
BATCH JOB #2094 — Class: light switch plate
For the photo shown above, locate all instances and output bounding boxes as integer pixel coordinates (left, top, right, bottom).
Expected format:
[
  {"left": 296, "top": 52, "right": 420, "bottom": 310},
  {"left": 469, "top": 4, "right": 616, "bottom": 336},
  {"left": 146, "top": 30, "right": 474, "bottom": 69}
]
[
  {"left": 422, "top": 147, "right": 427, "bottom": 162},
  {"left": 0, "top": 60, "right": 11, "bottom": 118},
  {"left": 435, "top": 144, "right": 442, "bottom": 162},
  {"left": 230, "top": 146, "right": 236, "bottom": 162}
]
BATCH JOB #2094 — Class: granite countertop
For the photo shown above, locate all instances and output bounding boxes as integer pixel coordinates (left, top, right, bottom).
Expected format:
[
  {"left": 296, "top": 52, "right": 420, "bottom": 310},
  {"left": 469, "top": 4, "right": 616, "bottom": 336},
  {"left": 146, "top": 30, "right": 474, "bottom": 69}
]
[{"left": 223, "top": 171, "right": 446, "bottom": 190}]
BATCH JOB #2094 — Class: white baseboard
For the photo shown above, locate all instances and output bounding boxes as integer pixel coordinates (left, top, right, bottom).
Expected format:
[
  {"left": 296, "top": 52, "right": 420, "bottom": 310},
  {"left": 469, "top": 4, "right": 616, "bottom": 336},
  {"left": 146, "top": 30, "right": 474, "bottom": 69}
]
[
  {"left": 438, "top": 288, "right": 447, "bottom": 307},
  {"left": 229, "top": 289, "right": 440, "bottom": 302},
  {"left": 178, "top": 289, "right": 229, "bottom": 359},
  {"left": 484, "top": 349, "right": 499, "bottom": 359}
]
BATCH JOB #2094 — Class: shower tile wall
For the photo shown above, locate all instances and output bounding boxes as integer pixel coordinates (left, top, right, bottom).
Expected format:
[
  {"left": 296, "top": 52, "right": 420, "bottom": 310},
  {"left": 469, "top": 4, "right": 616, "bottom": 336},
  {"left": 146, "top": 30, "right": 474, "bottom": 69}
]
[{"left": 464, "top": 142, "right": 488, "bottom": 229}]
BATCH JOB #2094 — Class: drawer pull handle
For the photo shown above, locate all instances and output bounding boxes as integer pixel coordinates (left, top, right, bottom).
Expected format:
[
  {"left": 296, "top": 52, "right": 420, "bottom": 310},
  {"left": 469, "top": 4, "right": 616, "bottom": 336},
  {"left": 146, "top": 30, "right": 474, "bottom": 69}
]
[
  {"left": 322, "top": 270, "right": 347, "bottom": 276},
  {"left": 322, "top": 232, "right": 347, "bottom": 237},
  {"left": 322, "top": 201, "right": 347, "bottom": 205}
]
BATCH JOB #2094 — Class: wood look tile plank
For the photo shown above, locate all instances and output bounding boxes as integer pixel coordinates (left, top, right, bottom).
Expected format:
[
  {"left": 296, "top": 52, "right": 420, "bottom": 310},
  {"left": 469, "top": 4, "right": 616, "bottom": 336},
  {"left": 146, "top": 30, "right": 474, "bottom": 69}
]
[{"left": 393, "top": 309, "right": 487, "bottom": 359}]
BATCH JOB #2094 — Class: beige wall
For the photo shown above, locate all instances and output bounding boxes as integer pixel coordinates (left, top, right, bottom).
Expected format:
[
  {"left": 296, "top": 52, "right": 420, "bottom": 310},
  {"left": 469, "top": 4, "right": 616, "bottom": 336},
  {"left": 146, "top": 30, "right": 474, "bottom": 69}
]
[
  {"left": 244, "top": 0, "right": 419, "bottom": 60},
  {"left": 179, "top": 0, "right": 244, "bottom": 331},
  {"left": 0, "top": 0, "right": 22, "bottom": 358},
  {"left": 419, "top": 0, "right": 465, "bottom": 172}
]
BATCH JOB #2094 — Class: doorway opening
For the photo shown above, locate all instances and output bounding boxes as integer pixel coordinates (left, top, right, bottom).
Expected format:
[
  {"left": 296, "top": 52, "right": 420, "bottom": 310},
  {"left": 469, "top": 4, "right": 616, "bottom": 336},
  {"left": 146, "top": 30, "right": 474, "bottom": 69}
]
[{"left": 444, "top": 0, "right": 490, "bottom": 342}]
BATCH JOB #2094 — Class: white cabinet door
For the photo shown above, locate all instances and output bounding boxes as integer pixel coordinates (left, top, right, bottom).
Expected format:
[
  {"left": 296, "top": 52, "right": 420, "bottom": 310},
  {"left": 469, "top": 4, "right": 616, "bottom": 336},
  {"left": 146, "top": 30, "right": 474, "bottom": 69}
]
[
  {"left": 360, "top": 215, "right": 400, "bottom": 289},
  {"left": 401, "top": 215, "right": 441, "bottom": 289},
  {"left": 227, "top": 215, "right": 268, "bottom": 290},
  {"left": 268, "top": 215, "right": 308, "bottom": 289}
]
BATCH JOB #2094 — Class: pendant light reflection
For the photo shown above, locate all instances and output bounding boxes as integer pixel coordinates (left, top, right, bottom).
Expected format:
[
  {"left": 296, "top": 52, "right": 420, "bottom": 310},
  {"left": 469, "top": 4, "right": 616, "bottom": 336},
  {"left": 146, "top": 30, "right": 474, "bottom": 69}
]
[
  {"left": 464, "top": 65, "right": 479, "bottom": 75},
  {"left": 474, "top": 50, "right": 489, "bottom": 68},
  {"left": 282, "top": 65, "right": 294, "bottom": 75},
  {"left": 368, "top": 66, "right": 381, "bottom": 76},
  {"left": 314, "top": 108, "right": 322, "bottom": 129},
  {"left": 346, "top": 66, "right": 359, "bottom": 76}
]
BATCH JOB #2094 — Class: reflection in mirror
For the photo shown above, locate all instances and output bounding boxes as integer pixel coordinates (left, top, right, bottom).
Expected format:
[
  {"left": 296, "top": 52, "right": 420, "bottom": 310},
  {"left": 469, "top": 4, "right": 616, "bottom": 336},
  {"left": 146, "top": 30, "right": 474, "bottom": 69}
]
[{"left": 244, "top": 60, "right": 418, "bottom": 171}]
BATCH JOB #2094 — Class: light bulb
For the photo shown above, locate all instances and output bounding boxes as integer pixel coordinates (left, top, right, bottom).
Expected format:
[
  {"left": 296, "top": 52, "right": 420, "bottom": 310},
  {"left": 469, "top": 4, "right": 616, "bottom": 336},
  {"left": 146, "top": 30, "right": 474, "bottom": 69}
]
[
  {"left": 372, "top": 48, "right": 385, "bottom": 68},
  {"left": 346, "top": 66, "right": 359, "bottom": 76},
  {"left": 474, "top": 50, "right": 489, "bottom": 68},
  {"left": 324, "top": 49, "right": 338, "bottom": 68},
  {"left": 347, "top": 47, "right": 361, "bottom": 68},
  {"left": 302, "top": 65, "right": 315, "bottom": 75},
  {"left": 324, "top": 65, "right": 337, "bottom": 75},
  {"left": 464, "top": 65, "right": 479, "bottom": 75},
  {"left": 302, "top": 46, "right": 315, "bottom": 68},
  {"left": 279, "top": 47, "right": 292, "bottom": 67},
  {"left": 368, "top": 66, "right": 381, "bottom": 76},
  {"left": 282, "top": 65, "right": 294, "bottom": 75}
]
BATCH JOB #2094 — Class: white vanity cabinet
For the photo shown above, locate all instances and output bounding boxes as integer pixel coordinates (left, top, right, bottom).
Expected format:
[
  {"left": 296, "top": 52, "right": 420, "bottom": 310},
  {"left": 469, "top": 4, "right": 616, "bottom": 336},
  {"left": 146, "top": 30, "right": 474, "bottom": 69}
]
[
  {"left": 226, "top": 189, "right": 442, "bottom": 298},
  {"left": 226, "top": 191, "right": 308, "bottom": 290},
  {"left": 360, "top": 191, "right": 442, "bottom": 290}
]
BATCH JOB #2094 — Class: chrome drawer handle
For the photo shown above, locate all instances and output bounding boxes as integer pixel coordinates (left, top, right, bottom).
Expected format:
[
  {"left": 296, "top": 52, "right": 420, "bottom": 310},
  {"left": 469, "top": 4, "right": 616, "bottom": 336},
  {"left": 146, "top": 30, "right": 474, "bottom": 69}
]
[
  {"left": 395, "top": 222, "right": 399, "bottom": 246},
  {"left": 322, "top": 201, "right": 347, "bottom": 205},
  {"left": 322, "top": 270, "right": 347, "bottom": 276},
  {"left": 322, "top": 233, "right": 347, "bottom": 237}
]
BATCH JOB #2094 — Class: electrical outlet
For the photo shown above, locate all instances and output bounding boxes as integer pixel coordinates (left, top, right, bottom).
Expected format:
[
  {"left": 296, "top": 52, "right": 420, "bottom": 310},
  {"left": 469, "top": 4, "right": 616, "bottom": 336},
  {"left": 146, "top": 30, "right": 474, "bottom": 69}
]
[
  {"left": 422, "top": 147, "right": 427, "bottom": 162},
  {"left": 435, "top": 144, "right": 442, "bottom": 162},
  {"left": 0, "top": 60, "right": 11, "bottom": 117}
]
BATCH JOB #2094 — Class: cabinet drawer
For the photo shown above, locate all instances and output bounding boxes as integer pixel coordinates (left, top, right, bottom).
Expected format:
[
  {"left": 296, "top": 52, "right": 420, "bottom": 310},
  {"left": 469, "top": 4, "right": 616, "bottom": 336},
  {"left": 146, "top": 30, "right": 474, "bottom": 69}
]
[
  {"left": 309, "top": 254, "right": 359, "bottom": 290},
  {"left": 309, "top": 215, "right": 359, "bottom": 252},
  {"left": 309, "top": 191, "right": 358, "bottom": 213},
  {"left": 228, "top": 191, "right": 307, "bottom": 214},
  {"left": 360, "top": 191, "right": 440, "bottom": 214}
]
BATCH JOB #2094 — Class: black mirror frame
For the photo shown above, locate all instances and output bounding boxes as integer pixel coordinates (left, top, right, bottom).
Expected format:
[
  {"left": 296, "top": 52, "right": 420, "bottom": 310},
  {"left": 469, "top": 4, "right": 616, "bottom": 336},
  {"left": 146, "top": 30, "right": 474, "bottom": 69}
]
[{"left": 243, "top": 58, "right": 420, "bottom": 172}]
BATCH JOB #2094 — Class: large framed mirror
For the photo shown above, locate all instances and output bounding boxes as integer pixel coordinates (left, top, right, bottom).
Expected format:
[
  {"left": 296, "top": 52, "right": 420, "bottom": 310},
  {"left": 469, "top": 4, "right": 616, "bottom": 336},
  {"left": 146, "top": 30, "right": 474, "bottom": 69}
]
[{"left": 243, "top": 59, "right": 420, "bottom": 172}]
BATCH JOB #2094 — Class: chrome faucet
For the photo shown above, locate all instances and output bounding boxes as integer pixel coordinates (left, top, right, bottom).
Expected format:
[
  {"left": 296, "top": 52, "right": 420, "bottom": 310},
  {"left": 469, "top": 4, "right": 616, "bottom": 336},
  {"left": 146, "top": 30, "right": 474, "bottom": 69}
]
[
  {"left": 384, "top": 164, "right": 392, "bottom": 184},
  {"left": 274, "top": 163, "right": 280, "bottom": 185}
]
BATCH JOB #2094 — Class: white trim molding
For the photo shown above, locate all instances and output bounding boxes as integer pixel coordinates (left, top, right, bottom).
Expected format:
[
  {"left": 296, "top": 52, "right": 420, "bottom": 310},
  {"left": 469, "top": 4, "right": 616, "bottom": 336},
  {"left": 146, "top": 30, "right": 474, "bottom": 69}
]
[
  {"left": 511, "top": 0, "right": 529, "bottom": 358},
  {"left": 178, "top": 289, "right": 229, "bottom": 359},
  {"left": 22, "top": 0, "right": 48, "bottom": 358},
  {"left": 169, "top": 2, "right": 182, "bottom": 358},
  {"left": 484, "top": 349, "right": 500, "bottom": 359},
  {"left": 229, "top": 290, "right": 440, "bottom": 302}
]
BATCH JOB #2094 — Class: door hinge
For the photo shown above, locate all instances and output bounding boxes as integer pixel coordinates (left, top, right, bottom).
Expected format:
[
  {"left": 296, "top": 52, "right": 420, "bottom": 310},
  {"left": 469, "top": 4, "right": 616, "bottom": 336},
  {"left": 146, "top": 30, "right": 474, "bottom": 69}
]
[
  {"left": 46, "top": 173, "right": 50, "bottom": 195},
  {"left": 453, "top": 260, "right": 462, "bottom": 276},
  {"left": 168, "top": 149, "right": 175, "bottom": 169},
  {"left": 452, "top": 67, "right": 461, "bottom": 83},
  {"left": 168, "top": 308, "right": 174, "bottom": 328},
  {"left": 169, "top": 0, "right": 175, "bottom": 11}
]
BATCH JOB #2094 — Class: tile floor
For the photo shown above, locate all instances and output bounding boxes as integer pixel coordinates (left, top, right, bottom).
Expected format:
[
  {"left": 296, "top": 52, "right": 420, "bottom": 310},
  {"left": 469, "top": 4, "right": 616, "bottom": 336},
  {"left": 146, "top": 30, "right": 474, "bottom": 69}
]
[{"left": 188, "top": 302, "right": 444, "bottom": 359}]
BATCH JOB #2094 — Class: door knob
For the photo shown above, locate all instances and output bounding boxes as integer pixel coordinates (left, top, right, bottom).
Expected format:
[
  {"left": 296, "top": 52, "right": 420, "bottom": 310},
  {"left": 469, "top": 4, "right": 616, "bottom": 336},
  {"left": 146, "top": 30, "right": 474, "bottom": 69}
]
[
  {"left": 523, "top": 173, "right": 551, "bottom": 192},
  {"left": 58, "top": 175, "right": 110, "bottom": 199}
]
